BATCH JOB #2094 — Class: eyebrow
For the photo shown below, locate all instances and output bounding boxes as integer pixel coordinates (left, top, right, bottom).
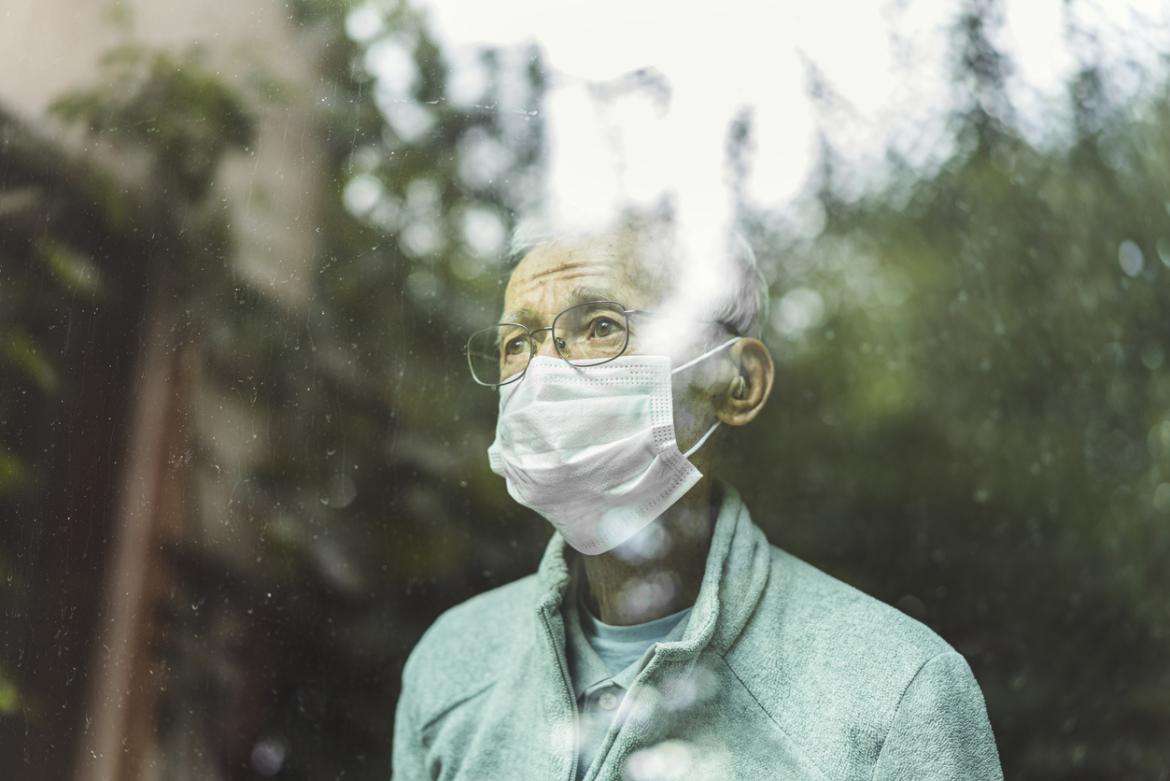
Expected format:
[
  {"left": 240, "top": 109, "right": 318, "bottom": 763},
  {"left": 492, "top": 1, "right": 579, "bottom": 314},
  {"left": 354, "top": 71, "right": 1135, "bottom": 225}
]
[
  {"left": 568, "top": 286, "right": 621, "bottom": 307},
  {"left": 499, "top": 306, "right": 538, "bottom": 326},
  {"left": 500, "top": 286, "right": 624, "bottom": 325}
]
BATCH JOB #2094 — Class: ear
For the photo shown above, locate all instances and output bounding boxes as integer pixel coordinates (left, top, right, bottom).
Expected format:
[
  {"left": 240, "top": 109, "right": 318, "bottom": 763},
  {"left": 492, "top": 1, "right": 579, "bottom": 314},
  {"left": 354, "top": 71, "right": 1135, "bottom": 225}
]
[{"left": 714, "top": 337, "right": 774, "bottom": 426}]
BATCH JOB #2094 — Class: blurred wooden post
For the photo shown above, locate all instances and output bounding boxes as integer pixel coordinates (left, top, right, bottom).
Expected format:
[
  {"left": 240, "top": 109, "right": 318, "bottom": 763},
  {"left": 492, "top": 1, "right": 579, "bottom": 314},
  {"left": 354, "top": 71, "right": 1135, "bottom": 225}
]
[{"left": 72, "top": 282, "right": 186, "bottom": 781}]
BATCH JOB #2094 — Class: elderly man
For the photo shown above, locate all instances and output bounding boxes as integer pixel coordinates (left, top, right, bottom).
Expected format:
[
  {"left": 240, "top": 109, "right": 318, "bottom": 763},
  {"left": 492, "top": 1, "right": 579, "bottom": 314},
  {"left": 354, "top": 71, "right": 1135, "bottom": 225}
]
[{"left": 392, "top": 221, "right": 1003, "bottom": 780}]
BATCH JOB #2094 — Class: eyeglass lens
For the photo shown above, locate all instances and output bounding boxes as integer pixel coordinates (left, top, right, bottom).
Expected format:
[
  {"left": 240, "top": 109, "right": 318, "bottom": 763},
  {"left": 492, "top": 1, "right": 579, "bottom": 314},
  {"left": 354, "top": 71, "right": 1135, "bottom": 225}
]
[{"left": 466, "top": 301, "right": 630, "bottom": 385}]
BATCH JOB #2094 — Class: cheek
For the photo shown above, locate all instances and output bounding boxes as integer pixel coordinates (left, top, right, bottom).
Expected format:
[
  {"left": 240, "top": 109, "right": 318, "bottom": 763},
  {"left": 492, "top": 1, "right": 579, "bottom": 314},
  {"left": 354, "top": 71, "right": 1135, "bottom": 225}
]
[{"left": 669, "top": 378, "right": 712, "bottom": 440}]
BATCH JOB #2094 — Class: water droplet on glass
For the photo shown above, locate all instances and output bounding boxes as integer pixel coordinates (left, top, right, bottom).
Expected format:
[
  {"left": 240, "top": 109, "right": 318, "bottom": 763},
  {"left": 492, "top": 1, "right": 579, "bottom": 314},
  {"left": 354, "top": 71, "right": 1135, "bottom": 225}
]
[
  {"left": 1118, "top": 240, "right": 1144, "bottom": 277},
  {"left": 320, "top": 474, "right": 358, "bottom": 509},
  {"left": 1156, "top": 238, "right": 1170, "bottom": 269},
  {"left": 250, "top": 738, "right": 287, "bottom": 777}
]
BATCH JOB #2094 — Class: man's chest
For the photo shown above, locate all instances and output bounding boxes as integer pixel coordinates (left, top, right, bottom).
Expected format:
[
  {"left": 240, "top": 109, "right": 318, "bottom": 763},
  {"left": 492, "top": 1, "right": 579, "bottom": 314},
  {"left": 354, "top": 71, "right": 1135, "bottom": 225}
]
[{"left": 419, "top": 654, "right": 833, "bottom": 781}]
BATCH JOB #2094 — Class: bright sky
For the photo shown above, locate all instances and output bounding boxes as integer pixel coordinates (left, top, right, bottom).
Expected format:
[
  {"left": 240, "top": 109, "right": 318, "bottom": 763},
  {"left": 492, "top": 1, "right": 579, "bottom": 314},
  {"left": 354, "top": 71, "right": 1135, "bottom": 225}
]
[
  {"left": 352, "top": 0, "right": 1169, "bottom": 296},
  {"left": 413, "top": 0, "right": 1165, "bottom": 206}
]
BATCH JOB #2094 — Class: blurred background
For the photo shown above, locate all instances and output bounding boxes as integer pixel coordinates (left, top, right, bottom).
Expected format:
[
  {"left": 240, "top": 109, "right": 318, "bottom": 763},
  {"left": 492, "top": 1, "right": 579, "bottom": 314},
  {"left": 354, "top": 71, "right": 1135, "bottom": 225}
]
[{"left": 1, "top": 0, "right": 1169, "bottom": 778}]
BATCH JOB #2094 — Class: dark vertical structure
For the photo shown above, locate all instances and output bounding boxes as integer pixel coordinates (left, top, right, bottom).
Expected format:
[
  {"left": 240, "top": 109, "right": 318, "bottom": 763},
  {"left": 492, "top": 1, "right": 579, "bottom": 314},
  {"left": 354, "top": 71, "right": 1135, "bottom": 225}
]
[{"left": 0, "top": 108, "right": 179, "bottom": 780}]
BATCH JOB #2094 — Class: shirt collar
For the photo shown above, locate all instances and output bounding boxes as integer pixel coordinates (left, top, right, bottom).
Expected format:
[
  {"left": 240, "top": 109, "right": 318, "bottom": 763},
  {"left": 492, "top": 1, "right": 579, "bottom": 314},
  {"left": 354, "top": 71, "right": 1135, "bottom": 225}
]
[
  {"left": 562, "top": 566, "right": 692, "bottom": 698},
  {"left": 535, "top": 480, "right": 771, "bottom": 662}
]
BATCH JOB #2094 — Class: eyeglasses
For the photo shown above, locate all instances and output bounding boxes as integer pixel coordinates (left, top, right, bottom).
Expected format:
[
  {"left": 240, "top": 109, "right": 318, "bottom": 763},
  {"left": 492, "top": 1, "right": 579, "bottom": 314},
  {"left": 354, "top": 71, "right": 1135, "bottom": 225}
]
[{"left": 466, "top": 300, "right": 734, "bottom": 387}]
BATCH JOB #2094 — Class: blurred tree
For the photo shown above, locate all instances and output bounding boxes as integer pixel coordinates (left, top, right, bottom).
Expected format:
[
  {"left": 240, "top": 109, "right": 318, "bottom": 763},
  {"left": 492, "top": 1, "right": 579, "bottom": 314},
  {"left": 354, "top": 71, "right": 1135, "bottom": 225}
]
[
  {"left": 731, "top": 2, "right": 1170, "bottom": 778},
  {"left": 50, "top": 43, "right": 256, "bottom": 201},
  {"left": 0, "top": 103, "right": 196, "bottom": 779},
  {"left": 3, "top": 0, "right": 544, "bottom": 776},
  {"left": 143, "top": 1, "right": 548, "bottom": 778},
  {"left": 0, "top": 202, "right": 89, "bottom": 724}
]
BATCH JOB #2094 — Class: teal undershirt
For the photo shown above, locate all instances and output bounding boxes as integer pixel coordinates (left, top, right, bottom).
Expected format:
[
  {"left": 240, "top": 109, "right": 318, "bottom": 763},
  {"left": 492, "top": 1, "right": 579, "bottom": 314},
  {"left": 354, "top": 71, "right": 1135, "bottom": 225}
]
[{"left": 581, "top": 603, "right": 692, "bottom": 676}]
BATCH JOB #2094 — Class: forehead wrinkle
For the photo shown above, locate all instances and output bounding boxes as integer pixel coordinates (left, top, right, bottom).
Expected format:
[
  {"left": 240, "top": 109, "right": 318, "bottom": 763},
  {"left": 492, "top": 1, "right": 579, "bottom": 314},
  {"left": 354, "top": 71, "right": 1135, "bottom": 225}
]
[
  {"left": 523, "top": 261, "right": 613, "bottom": 281},
  {"left": 513, "top": 271, "right": 613, "bottom": 293},
  {"left": 504, "top": 242, "right": 660, "bottom": 321}
]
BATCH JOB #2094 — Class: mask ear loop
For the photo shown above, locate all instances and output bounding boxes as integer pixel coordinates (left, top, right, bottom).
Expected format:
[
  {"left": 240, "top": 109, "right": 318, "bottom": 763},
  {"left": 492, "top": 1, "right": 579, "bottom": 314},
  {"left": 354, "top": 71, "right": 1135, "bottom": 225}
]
[
  {"left": 682, "top": 420, "right": 721, "bottom": 458},
  {"left": 670, "top": 336, "right": 741, "bottom": 375},
  {"left": 673, "top": 335, "right": 741, "bottom": 458}
]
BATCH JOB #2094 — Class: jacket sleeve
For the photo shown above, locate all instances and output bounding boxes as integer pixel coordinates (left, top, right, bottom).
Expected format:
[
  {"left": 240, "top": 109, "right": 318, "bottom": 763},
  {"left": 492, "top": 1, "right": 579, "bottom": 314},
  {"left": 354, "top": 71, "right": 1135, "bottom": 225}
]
[
  {"left": 871, "top": 650, "right": 1004, "bottom": 781},
  {"left": 391, "top": 653, "right": 431, "bottom": 781}
]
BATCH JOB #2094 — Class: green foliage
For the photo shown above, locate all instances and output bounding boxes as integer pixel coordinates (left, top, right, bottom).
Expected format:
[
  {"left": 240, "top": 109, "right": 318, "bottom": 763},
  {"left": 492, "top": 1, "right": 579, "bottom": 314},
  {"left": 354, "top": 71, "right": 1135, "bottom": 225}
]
[
  {"left": 151, "top": 2, "right": 547, "bottom": 778},
  {"left": 0, "top": 671, "right": 19, "bottom": 715},
  {"left": 0, "top": 328, "right": 57, "bottom": 395},
  {"left": 37, "top": 237, "right": 103, "bottom": 299},
  {"left": 0, "top": 209, "right": 106, "bottom": 728},
  {"left": 733, "top": 56, "right": 1170, "bottom": 780},
  {"left": 0, "top": 449, "right": 27, "bottom": 497},
  {"left": 0, "top": 232, "right": 101, "bottom": 500},
  {"left": 50, "top": 43, "right": 256, "bottom": 201}
]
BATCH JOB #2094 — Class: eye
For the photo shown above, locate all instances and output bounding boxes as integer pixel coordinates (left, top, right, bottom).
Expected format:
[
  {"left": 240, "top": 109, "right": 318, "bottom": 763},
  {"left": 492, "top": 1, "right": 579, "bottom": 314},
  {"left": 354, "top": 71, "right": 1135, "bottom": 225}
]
[
  {"left": 588, "top": 317, "right": 622, "bottom": 339},
  {"left": 503, "top": 336, "right": 527, "bottom": 357}
]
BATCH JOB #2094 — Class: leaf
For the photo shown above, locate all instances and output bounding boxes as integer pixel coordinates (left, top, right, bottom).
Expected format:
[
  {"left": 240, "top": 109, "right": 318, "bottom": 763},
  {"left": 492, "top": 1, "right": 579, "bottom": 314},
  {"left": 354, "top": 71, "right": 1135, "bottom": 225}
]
[
  {"left": 0, "top": 329, "right": 59, "bottom": 394},
  {"left": 37, "top": 238, "right": 102, "bottom": 300},
  {"left": 0, "top": 448, "right": 29, "bottom": 496},
  {"left": 0, "top": 673, "right": 20, "bottom": 715}
]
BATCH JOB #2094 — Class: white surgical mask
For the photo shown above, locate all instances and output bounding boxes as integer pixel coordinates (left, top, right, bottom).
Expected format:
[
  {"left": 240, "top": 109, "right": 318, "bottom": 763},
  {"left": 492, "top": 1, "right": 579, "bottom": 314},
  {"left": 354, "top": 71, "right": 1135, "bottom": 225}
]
[{"left": 487, "top": 337, "right": 740, "bottom": 555}]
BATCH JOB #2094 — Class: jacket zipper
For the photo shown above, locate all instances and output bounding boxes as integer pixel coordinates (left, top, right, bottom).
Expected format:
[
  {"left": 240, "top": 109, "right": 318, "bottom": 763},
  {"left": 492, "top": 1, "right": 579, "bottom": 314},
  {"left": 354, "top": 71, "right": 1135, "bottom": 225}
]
[{"left": 541, "top": 604, "right": 580, "bottom": 781}]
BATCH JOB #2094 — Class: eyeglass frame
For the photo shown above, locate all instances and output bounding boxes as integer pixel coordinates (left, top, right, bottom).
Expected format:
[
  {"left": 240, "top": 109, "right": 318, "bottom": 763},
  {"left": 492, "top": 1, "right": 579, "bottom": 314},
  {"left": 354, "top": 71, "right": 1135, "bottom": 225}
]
[{"left": 466, "top": 299, "right": 739, "bottom": 388}]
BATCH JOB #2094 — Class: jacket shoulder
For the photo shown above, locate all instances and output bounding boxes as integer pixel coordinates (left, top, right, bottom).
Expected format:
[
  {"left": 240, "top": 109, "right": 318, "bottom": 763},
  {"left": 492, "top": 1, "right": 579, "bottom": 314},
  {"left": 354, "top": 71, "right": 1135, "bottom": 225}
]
[
  {"left": 766, "top": 546, "right": 951, "bottom": 661},
  {"left": 723, "top": 546, "right": 961, "bottom": 770},
  {"left": 400, "top": 574, "right": 540, "bottom": 727}
]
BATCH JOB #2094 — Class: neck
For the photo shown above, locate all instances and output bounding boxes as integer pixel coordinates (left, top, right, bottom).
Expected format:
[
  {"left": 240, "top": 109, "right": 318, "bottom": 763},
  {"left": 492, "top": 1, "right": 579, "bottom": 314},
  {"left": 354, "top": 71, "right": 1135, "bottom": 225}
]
[{"left": 580, "top": 480, "right": 717, "bottom": 626}]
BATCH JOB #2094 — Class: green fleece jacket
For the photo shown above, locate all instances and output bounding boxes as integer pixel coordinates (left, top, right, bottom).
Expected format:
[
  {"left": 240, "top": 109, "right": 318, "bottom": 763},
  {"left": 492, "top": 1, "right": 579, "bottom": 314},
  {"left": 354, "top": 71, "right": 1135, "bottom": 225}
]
[{"left": 392, "top": 485, "right": 1003, "bottom": 780}]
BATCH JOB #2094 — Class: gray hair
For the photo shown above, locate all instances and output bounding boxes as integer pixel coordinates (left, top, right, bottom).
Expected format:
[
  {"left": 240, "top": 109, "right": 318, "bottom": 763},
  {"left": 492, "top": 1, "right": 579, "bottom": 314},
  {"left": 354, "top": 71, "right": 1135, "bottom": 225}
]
[{"left": 505, "top": 215, "right": 770, "bottom": 339}]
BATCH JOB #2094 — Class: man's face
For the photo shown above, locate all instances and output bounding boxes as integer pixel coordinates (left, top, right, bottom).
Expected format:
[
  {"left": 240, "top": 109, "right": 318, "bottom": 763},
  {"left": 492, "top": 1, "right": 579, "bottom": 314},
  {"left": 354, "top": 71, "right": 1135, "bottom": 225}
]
[
  {"left": 502, "top": 237, "right": 728, "bottom": 451},
  {"left": 503, "top": 238, "right": 657, "bottom": 355}
]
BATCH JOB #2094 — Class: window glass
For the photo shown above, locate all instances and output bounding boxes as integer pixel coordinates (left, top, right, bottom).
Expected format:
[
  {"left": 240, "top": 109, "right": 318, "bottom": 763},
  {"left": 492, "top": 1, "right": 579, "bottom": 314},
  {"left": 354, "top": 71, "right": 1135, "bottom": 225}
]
[{"left": 1, "top": 1, "right": 1168, "bottom": 778}]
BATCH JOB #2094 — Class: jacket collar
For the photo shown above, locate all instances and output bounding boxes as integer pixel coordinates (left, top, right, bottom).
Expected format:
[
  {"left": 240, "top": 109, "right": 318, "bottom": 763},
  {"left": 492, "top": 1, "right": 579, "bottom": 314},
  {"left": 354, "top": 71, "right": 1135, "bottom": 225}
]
[{"left": 534, "top": 481, "right": 771, "bottom": 659}]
